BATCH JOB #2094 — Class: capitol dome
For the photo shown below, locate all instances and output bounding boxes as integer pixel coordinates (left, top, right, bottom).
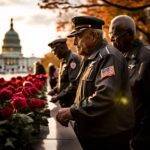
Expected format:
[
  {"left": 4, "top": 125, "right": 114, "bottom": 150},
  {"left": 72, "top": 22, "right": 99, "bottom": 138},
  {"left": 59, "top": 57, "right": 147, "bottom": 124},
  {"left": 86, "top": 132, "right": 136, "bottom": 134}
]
[{"left": 2, "top": 18, "right": 21, "bottom": 53}]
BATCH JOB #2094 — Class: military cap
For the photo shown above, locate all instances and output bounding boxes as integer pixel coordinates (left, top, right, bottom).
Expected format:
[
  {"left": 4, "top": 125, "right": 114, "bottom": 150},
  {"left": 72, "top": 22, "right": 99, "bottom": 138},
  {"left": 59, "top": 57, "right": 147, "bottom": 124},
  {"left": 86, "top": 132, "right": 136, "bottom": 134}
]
[
  {"left": 48, "top": 38, "right": 67, "bottom": 49},
  {"left": 68, "top": 16, "right": 105, "bottom": 37}
]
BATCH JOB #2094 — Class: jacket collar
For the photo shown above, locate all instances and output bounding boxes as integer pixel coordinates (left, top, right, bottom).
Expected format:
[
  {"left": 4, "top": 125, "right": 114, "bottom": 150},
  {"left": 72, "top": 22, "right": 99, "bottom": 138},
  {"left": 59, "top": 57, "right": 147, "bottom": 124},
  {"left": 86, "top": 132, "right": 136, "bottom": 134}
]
[{"left": 88, "top": 41, "right": 107, "bottom": 60}]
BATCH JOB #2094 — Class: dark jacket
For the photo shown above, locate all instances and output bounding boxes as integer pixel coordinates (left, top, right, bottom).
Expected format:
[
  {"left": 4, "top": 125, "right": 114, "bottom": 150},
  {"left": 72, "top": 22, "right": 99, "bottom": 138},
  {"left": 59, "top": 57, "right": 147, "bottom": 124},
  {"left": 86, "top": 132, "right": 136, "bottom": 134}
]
[
  {"left": 57, "top": 51, "right": 81, "bottom": 107},
  {"left": 125, "top": 40, "right": 150, "bottom": 128},
  {"left": 70, "top": 43, "right": 134, "bottom": 138}
]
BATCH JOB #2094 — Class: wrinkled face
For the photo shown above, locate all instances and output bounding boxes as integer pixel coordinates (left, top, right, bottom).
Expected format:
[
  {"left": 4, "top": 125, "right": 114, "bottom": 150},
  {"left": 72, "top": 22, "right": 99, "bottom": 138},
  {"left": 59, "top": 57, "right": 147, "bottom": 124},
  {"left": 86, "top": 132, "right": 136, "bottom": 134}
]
[
  {"left": 52, "top": 44, "right": 66, "bottom": 59},
  {"left": 109, "top": 23, "right": 131, "bottom": 53},
  {"left": 74, "top": 29, "right": 96, "bottom": 56}
]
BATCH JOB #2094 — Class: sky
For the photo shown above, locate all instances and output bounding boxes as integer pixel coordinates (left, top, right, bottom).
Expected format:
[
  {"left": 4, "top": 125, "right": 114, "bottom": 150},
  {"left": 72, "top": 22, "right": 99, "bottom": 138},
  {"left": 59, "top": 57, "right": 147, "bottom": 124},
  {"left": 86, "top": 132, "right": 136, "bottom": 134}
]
[{"left": 0, "top": 0, "right": 68, "bottom": 58}]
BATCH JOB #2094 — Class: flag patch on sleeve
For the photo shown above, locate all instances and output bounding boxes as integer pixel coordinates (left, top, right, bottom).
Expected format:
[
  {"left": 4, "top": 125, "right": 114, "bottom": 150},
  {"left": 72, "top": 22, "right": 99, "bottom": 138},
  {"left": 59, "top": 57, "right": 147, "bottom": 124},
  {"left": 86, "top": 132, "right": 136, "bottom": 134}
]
[{"left": 101, "top": 66, "right": 115, "bottom": 79}]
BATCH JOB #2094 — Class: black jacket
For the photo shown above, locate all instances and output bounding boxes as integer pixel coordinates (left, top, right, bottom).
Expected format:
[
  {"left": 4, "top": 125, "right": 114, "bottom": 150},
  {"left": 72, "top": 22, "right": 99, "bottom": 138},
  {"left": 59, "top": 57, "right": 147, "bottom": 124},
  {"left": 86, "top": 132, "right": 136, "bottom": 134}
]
[
  {"left": 57, "top": 51, "right": 81, "bottom": 107},
  {"left": 125, "top": 40, "right": 150, "bottom": 125},
  {"left": 70, "top": 43, "right": 134, "bottom": 138}
]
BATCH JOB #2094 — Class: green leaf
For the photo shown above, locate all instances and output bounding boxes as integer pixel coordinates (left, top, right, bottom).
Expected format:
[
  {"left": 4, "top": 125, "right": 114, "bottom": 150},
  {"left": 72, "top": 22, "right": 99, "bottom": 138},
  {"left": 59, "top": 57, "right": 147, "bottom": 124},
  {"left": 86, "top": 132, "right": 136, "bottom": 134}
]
[
  {"left": 0, "top": 128, "right": 7, "bottom": 136},
  {"left": 5, "top": 138, "right": 15, "bottom": 148}
]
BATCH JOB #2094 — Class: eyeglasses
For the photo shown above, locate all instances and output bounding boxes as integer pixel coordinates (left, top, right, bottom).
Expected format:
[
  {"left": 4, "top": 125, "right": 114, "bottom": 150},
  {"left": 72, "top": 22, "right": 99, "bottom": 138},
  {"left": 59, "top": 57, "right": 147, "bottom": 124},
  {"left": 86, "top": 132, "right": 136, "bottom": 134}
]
[{"left": 109, "top": 31, "right": 128, "bottom": 41}]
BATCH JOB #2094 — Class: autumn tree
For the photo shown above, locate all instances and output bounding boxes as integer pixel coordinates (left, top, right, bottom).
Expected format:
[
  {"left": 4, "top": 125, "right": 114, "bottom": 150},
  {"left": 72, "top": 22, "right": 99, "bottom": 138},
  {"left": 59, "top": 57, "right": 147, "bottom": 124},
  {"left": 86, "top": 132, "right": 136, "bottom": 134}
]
[{"left": 38, "top": 0, "right": 150, "bottom": 43}]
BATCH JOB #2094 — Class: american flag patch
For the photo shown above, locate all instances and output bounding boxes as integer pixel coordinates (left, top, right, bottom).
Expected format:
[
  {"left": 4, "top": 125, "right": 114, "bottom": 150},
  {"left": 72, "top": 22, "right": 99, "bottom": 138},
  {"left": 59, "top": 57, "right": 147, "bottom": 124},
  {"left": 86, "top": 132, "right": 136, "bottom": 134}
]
[{"left": 101, "top": 66, "right": 115, "bottom": 79}]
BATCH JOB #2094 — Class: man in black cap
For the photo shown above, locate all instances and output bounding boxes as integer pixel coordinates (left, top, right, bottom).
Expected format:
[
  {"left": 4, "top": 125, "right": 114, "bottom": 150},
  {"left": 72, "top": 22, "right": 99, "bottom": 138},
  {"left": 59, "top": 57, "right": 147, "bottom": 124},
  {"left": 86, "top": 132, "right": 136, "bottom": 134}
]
[
  {"left": 48, "top": 38, "right": 81, "bottom": 107},
  {"left": 56, "top": 16, "right": 134, "bottom": 150},
  {"left": 109, "top": 15, "right": 150, "bottom": 150}
]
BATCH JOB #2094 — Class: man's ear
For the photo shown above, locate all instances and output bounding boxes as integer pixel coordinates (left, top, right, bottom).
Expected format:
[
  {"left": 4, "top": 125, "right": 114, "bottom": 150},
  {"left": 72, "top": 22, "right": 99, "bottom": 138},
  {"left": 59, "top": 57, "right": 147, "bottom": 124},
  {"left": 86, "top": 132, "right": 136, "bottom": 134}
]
[{"left": 59, "top": 45, "right": 64, "bottom": 50}]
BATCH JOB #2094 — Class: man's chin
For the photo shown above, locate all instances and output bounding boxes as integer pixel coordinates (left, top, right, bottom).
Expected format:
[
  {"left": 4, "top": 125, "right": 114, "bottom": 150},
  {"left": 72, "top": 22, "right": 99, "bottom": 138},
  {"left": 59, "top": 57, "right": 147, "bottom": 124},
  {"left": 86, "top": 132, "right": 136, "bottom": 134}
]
[
  {"left": 112, "top": 43, "right": 120, "bottom": 50},
  {"left": 78, "top": 51, "right": 84, "bottom": 56},
  {"left": 112, "top": 42, "right": 117, "bottom": 48}
]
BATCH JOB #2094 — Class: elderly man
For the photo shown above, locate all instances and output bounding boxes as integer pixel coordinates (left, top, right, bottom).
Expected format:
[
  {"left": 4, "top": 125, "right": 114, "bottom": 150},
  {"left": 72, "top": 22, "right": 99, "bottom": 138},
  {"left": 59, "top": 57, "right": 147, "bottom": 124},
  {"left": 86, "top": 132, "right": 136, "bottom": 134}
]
[
  {"left": 56, "top": 16, "right": 134, "bottom": 150},
  {"left": 48, "top": 38, "right": 81, "bottom": 107},
  {"left": 109, "top": 15, "right": 150, "bottom": 150}
]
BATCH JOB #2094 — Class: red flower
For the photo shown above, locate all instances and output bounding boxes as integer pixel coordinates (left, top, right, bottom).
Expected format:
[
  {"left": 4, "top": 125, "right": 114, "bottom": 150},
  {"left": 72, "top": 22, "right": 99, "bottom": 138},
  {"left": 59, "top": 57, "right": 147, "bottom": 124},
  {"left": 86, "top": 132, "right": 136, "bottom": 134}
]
[
  {"left": 36, "top": 74, "right": 47, "bottom": 82},
  {"left": 11, "top": 96, "right": 28, "bottom": 111},
  {"left": 34, "top": 81, "right": 44, "bottom": 90},
  {"left": 12, "top": 92, "right": 25, "bottom": 99},
  {"left": 0, "top": 78, "right": 6, "bottom": 89},
  {"left": 28, "top": 98, "right": 46, "bottom": 110},
  {"left": 16, "top": 76, "right": 23, "bottom": 81},
  {"left": 11, "top": 77, "right": 16, "bottom": 82},
  {"left": 26, "top": 76, "right": 33, "bottom": 82},
  {"left": 7, "top": 85, "right": 15, "bottom": 93},
  {"left": 22, "top": 86, "right": 39, "bottom": 98},
  {"left": 23, "top": 81, "right": 33, "bottom": 87},
  {"left": 0, "top": 104, "right": 14, "bottom": 118},
  {"left": 15, "top": 86, "right": 23, "bottom": 93},
  {"left": 0, "top": 88, "right": 13, "bottom": 101},
  {"left": 15, "top": 80, "right": 23, "bottom": 87},
  {"left": 0, "top": 78, "right": 5, "bottom": 84}
]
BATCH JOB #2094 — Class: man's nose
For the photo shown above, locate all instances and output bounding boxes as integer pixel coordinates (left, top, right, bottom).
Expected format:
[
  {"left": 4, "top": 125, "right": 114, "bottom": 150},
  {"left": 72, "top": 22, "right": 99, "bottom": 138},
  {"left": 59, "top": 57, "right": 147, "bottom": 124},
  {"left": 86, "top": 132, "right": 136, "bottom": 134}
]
[
  {"left": 110, "top": 35, "right": 115, "bottom": 42},
  {"left": 74, "top": 37, "right": 78, "bottom": 45}
]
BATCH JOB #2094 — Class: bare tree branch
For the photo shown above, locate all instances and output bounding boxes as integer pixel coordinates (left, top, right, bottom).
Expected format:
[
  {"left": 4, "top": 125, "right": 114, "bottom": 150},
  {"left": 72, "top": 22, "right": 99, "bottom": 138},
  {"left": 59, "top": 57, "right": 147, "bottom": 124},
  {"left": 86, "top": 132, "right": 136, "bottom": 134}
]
[
  {"left": 39, "top": 1, "right": 107, "bottom": 9},
  {"left": 62, "top": 3, "right": 107, "bottom": 9},
  {"left": 38, "top": 1, "right": 70, "bottom": 9},
  {"left": 101, "top": 0, "right": 150, "bottom": 11},
  {"left": 39, "top": 0, "right": 150, "bottom": 11}
]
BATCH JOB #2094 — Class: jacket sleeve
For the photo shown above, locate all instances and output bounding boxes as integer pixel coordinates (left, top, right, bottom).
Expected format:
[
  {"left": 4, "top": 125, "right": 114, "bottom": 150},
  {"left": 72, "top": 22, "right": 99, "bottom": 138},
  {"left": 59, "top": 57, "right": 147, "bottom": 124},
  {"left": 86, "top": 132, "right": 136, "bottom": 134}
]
[
  {"left": 57, "top": 57, "right": 81, "bottom": 99},
  {"left": 68, "top": 57, "right": 81, "bottom": 82},
  {"left": 70, "top": 54, "right": 126, "bottom": 121},
  {"left": 56, "top": 80, "right": 79, "bottom": 100},
  {"left": 136, "top": 60, "right": 150, "bottom": 105}
]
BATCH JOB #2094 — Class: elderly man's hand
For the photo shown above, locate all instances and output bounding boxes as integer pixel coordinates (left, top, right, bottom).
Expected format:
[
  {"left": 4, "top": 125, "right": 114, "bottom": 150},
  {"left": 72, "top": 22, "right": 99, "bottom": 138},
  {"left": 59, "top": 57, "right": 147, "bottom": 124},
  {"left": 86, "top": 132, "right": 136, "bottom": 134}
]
[
  {"left": 50, "top": 95, "right": 59, "bottom": 103},
  {"left": 56, "top": 108, "right": 73, "bottom": 127},
  {"left": 48, "top": 90, "right": 56, "bottom": 96}
]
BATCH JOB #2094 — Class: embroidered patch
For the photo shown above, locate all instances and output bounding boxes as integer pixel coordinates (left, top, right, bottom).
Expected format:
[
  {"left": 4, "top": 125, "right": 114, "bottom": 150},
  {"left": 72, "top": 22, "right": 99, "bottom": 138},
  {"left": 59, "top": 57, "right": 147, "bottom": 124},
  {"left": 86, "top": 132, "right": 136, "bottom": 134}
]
[
  {"left": 70, "top": 62, "right": 76, "bottom": 69},
  {"left": 101, "top": 66, "right": 115, "bottom": 79}
]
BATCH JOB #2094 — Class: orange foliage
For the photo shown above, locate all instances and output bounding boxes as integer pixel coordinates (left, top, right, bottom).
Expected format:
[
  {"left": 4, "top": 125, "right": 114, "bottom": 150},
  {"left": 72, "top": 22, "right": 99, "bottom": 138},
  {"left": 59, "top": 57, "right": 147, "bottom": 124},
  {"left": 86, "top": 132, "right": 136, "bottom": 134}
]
[
  {"left": 83, "top": 0, "right": 150, "bottom": 43},
  {"left": 41, "top": 52, "right": 60, "bottom": 72},
  {"left": 39, "top": 0, "right": 150, "bottom": 43}
]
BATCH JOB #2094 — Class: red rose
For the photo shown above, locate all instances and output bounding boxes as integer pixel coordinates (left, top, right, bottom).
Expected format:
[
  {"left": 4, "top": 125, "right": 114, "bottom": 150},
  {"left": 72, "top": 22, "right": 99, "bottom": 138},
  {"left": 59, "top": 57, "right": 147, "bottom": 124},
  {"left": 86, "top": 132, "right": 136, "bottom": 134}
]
[
  {"left": 11, "top": 96, "right": 28, "bottom": 111},
  {"left": 22, "top": 86, "right": 39, "bottom": 98},
  {"left": 16, "top": 76, "right": 23, "bottom": 81},
  {"left": 28, "top": 98, "right": 46, "bottom": 110},
  {"left": 15, "top": 80, "right": 23, "bottom": 87},
  {"left": 15, "top": 86, "right": 23, "bottom": 93},
  {"left": 0, "top": 78, "right": 5, "bottom": 84},
  {"left": 36, "top": 74, "right": 47, "bottom": 81},
  {"left": 0, "top": 88, "right": 13, "bottom": 101},
  {"left": 7, "top": 85, "right": 15, "bottom": 93},
  {"left": 0, "top": 104, "right": 14, "bottom": 118},
  {"left": 0, "top": 78, "right": 6, "bottom": 88},
  {"left": 34, "top": 81, "right": 44, "bottom": 90},
  {"left": 12, "top": 92, "right": 25, "bottom": 99},
  {"left": 11, "top": 77, "right": 16, "bottom": 82},
  {"left": 23, "top": 81, "right": 33, "bottom": 87}
]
